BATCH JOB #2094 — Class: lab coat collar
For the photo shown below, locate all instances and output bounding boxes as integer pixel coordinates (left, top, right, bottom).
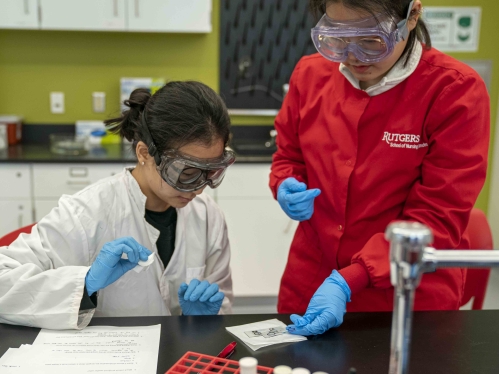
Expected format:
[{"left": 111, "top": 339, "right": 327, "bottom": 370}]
[
  {"left": 123, "top": 167, "right": 161, "bottom": 250},
  {"left": 339, "top": 42, "right": 423, "bottom": 96},
  {"left": 124, "top": 167, "right": 148, "bottom": 215}
]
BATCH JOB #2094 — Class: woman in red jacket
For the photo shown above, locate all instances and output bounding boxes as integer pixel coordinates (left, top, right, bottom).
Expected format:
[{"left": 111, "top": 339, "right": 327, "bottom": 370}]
[{"left": 270, "top": 0, "right": 490, "bottom": 336}]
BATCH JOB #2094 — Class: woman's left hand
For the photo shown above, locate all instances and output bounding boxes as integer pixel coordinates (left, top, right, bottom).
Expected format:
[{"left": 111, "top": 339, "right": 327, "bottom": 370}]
[
  {"left": 178, "top": 279, "right": 225, "bottom": 315},
  {"left": 287, "top": 270, "right": 351, "bottom": 336}
]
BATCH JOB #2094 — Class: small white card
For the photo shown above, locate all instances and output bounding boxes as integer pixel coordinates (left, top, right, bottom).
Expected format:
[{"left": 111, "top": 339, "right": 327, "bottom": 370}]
[
  {"left": 244, "top": 326, "right": 287, "bottom": 339},
  {"left": 226, "top": 319, "right": 306, "bottom": 351}
]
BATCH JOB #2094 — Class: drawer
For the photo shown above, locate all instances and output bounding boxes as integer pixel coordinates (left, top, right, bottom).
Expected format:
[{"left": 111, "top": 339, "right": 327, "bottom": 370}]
[
  {"left": 0, "top": 164, "right": 32, "bottom": 199},
  {"left": 33, "top": 164, "right": 124, "bottom": 198},
  {"left": 216, "top": 164, "right": 272, "bottom": 198},
  {"left": 0, "top": 199, "right": 33, "bottom": 237}
]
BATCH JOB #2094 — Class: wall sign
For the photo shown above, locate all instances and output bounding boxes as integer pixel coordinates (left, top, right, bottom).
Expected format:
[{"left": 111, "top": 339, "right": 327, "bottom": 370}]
[{"left": 423, "top": 7, "right": 481, "bottom": 52}]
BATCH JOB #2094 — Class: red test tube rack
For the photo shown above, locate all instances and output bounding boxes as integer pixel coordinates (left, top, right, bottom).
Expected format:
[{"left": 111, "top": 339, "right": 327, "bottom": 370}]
[{"left": 166, "top": 351, "right": 273, "bottom": 374}]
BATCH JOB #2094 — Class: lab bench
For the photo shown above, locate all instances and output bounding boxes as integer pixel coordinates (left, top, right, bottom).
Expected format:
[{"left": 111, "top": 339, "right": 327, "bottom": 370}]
[
  {"left": 0, "top": 142, "right": 289, "bottom": 300},
  {"left": 1, "top": 311, "right": 499, "bottom": 373}
]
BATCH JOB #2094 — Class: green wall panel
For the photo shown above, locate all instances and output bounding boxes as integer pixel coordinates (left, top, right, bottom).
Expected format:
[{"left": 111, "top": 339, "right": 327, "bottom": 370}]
[{"left": 423, "top": 0, "right": 499, "bottom": 214}]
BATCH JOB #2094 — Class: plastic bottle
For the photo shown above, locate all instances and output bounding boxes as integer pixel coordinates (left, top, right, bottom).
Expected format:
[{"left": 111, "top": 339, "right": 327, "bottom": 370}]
[
  {"left": 274, "top": 365, "right": 292, "bottom": 374},
  {"left": 291, "top": 369, "right": 311, "bottom": 374},
  {"left": 239, "top": 357, "right": 258, "bottom": 374}
]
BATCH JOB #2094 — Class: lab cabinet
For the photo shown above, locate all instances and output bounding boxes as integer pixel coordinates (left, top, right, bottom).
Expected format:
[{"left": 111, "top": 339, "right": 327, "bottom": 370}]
[
  {"left": 0, "top": 164, "right": 31, "bottom": 199},
  {"left": 217, "top": 198, "right": 297, "bottom": 297},
  {"left": 126, "top": 0, "right": 212, "bottom": 33},
  {"left": 32, "top": 164, "right": 124, "bottom": 199},
  {"left": 0, "top": 200, "right": 33, "bottom": 238},
  {"left": 39, "top": 0, "right": 126, "bottom": 31},
  {"left": 216, "top": 164, "right": 298, "bottom": 297},
  {"left": 32, "top": 164, "right": 124, "bottom": 221},
  {"left": 0, "top": 163, "right": 125, "bottom": 236},
  {"left": 216, "top": 164, "right": 272, "bottom": 198},
  {"left": 0, "top": 164, "right": 33, "bottom": 237},
  {"left": 0, "top": 0, "right": 40, "bottom": 29},
  {"left": 1, "top": 0, "right": 212, "bottom": 33}
]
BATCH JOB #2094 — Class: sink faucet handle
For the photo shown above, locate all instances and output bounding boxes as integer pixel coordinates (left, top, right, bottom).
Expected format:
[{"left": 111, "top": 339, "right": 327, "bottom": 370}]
[
  {"left": 265, "top": 130, "right": 278, "bottom": 148},
  {"left": 386, "top": 221, "right": 433, "bottom": 286}
]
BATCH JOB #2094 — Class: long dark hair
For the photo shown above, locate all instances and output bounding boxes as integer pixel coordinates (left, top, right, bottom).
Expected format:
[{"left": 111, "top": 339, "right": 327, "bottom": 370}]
[
  {"left": 105, "top": 81, "right": 231, "bottom": 157},
  {"left": 309, "top": 0, "right": 432, "bottom": 66}
]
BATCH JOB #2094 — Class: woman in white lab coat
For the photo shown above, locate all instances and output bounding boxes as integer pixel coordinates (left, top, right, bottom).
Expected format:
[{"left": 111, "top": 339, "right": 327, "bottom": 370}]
[{"left": 0, "top": 81, "right": 235, "bottom": 329}]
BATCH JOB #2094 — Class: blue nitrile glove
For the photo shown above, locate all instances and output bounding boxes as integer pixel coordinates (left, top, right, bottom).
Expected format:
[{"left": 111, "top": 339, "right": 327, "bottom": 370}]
[
  {"left": 287, "top": 270, "right": 351, "bottom": 336},
  {"left": 85, "top": 237, "right": 152, "bottom": 296},
  {"left": 178, "top": 279, "right": 225, "bottom": 315},
  {"left": 277, "top": 177, "right": 321, "bottom": 221}
]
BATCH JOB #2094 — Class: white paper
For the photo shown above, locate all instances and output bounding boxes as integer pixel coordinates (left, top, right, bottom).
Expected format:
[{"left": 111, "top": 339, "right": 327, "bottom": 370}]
[
  {"left": 226, "top": 319, "right": 307, "bottom": 351},
  {"left": 0, "top": 325, "right": 161, "bottom": 374},
  {"left": 0, "top": 348, "right": 22, "bottom": 373}
]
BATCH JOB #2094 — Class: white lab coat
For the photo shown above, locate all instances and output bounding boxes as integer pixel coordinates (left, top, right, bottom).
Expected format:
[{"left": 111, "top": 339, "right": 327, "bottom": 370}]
[{"left": 0, "top": 168, "right": 233, "bottom": 330}]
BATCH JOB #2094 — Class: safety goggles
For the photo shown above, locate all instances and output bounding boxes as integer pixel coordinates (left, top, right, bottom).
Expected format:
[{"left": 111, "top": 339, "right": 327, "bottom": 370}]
[
  {"left": 311, "top": 1, "right": 414, "bottom": 63},
  {"left": 137, "top": 111, "right": 235, "bottom": 192},
  {"left": 157, "top": 149, "right": 235, "bottom": 192}
]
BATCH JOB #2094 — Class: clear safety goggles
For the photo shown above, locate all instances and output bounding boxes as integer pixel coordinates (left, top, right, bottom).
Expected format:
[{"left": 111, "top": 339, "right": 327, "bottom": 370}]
[
  {"left": 137, "top": 111, "right": 235, "bottom": 192},
  {"left": 311, "top": 1, "right": 414, "bottom": 63},
  {"left": 157, "top": 149, "right": 236, "bottom": 192}
]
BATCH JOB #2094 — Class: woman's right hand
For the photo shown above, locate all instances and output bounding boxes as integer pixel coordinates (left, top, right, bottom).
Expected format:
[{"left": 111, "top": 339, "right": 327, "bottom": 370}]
[
  {"left": 277, "top": 177, "right": 321, "bottom": 221},
  {"left": 85, "top": 237, "right": 152, "bottom": 296}
]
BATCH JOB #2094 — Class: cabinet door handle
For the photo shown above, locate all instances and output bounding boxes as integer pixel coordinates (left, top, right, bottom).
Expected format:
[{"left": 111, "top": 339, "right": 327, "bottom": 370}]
[
  {"left": 18, "top": 205, "right": 24, "bottom": 228},
  {"left": 113, "top": 0, "right": 118, "bottom": 17},
  {"left": 134, "top": 0, "right": 140, "bottom": 18},
  {"left": 69, "top": 167, "right": 88, "bottom": 177},
  {"left": 283, "top": 219, "right": 294, "bottom": 234},
  {"left": 24, "top": 0, "right": 29, "bottom": 15}
]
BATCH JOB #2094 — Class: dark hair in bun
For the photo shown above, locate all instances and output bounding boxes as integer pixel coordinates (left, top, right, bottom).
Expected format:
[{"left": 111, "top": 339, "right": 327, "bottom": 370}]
[{"left": 105, "top": 81, "right": 231, "bottom": 153}]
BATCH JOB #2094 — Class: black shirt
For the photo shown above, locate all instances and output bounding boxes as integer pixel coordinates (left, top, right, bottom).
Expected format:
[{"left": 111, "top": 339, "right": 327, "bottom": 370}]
[{"left": 144, "top": 207, "right": 177, "bottom": 269}]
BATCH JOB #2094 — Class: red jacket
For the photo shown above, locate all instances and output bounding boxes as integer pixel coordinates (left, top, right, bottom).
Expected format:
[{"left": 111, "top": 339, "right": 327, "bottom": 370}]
[{"left": 270, "top": 48, "right": 490, "bottom": 313}]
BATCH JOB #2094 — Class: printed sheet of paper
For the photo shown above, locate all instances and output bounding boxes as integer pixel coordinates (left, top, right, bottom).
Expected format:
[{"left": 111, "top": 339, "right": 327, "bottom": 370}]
[
  {"left": 0, "top": 325, "right": 161, "bottom": 374},
  {"left": 0, "top": 348, "right": 22, "bottom": 373},
  {"left": 226, "top": 319, "right": 306, "bottom": 351}
]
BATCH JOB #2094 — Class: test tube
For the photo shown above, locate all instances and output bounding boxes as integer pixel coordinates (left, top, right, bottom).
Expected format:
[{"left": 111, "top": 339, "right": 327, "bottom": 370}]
[
  {"left": 239, "top": 357, "right": 258, "bottom": 374},
  {"left": 274, "top": 365, "right": 292, "bottom": 374},
  {"left": 291, "top": 369, "right": 311, "bottom": 374}
]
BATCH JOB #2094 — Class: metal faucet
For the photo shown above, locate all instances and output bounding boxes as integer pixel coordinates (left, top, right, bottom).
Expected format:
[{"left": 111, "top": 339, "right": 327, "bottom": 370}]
[{"left": 385, "top": 221, "right": 499, "bottom": 374}]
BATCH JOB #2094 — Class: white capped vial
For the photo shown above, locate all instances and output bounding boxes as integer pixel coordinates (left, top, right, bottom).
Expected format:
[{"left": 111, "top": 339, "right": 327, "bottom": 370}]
[
  {"left": 312, "top": 372, "right": 329, "bottom": 374},
  {"left": 291, "top": 369, "right": 311, "bottom": 374},
  {"left": 239, "top": 357, "right": 258, "bottom": 374},
  {"left": 274, "top": 365, "right": 293, "bottom": 374}
]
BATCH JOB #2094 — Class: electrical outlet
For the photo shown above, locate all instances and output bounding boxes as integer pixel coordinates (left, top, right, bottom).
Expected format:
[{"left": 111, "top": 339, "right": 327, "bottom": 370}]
[
  {"left": 50, "top": 92, "right": 65, "bottom": 114},
  {"left": 92, "top": 92, "right": 106, "bottom": 113}
]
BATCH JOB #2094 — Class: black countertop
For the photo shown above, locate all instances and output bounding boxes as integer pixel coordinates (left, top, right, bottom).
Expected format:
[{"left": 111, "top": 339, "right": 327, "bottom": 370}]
[
  {"left": 1, "top": 312, "right": 499, "bottom": 373},
  {"left": 0, "top": 144, "right": 273, "bottom": 164}
]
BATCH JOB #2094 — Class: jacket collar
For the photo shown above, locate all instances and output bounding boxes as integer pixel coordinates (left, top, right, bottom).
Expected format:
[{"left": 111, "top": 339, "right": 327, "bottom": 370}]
[
  {"left": 339, "top": 42, "right": 423, "bottom": 96},
  {"left": 124, "top": 167, "right": 148, "bottom": 215},
  {"left": 123, "top": 167, "right": 163, "bottom": 250}
]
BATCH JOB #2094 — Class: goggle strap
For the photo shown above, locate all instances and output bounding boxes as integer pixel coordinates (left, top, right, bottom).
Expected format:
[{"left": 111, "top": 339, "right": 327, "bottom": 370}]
[
  {"left": 139, "top": 111, "right": 161, "bottom": 165},
  {"left": 396, "top": 0, "right": 415, "bottom": 41}
]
